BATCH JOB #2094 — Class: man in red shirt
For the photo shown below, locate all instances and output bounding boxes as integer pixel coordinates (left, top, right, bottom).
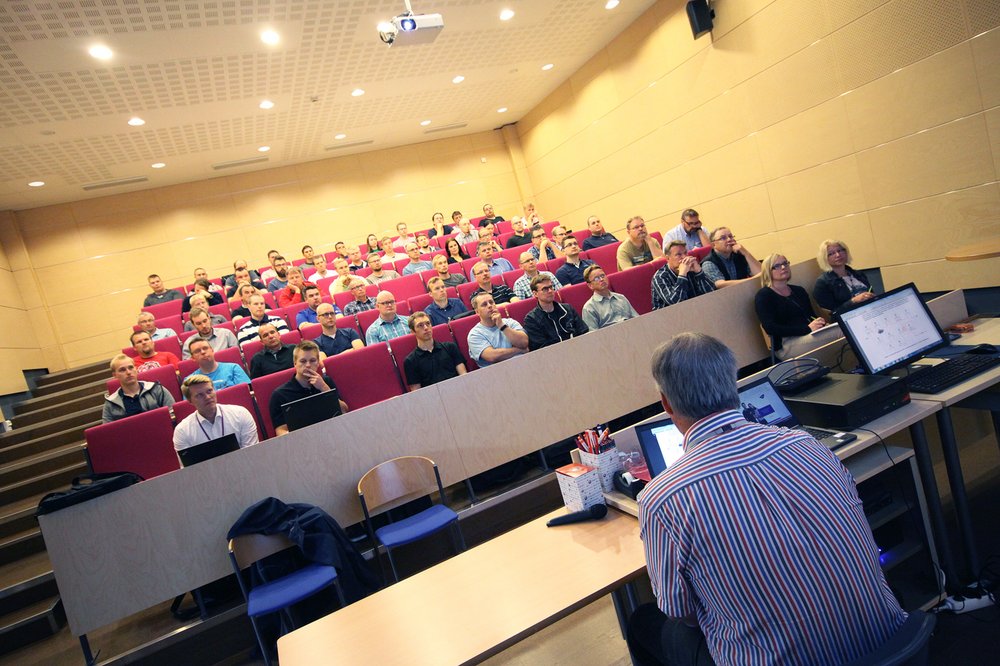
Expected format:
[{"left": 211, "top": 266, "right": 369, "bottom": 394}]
[
  {"left": 130, "top": 331, "right": 180, "bottom": 372},
  {"left": 277, "top": 266, "right": 316, "bottom": 307}
]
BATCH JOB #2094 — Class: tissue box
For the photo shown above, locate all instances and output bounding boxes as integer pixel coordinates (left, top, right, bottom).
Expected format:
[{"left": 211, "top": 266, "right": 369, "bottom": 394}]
[{"left": 555, "top": 463, "right": 604, "bottom": 512}]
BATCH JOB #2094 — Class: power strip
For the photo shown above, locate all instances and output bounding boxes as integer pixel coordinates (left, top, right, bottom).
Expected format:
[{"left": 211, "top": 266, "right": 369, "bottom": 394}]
[{"left": 938, "top": 583, "right": 996, "bottom": 614}]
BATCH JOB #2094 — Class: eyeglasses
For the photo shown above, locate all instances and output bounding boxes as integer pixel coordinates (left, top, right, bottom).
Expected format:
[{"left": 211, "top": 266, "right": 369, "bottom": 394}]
[
  {"left": 714, "top": 234, "right": 735, "bottom": 241},
  {"left": 535, "top": 285, "right": 555, "bottom": 293},
  {"left": 771, "top": 262, "right": 790, "bottom": 270},
  {"left": 587, "top": 274, "right": 608, "bottom": 283},
  {"left": 318, "top": 312, "right": 337, "bottom": 317},
  {"left": 377, "top": 300, "right": 396, "bottom": 306}
]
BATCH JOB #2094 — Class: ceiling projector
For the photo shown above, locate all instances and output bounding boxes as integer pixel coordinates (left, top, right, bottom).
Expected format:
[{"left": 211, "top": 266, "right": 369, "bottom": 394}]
[{"left": 378, "top": 2, "right": 443, "bottom": 46}]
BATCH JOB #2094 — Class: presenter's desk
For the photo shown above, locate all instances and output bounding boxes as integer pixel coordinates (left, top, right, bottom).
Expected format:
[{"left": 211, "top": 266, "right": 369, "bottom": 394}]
[{"left": 277, "top": 508, "right": 645, "bottom": 666}]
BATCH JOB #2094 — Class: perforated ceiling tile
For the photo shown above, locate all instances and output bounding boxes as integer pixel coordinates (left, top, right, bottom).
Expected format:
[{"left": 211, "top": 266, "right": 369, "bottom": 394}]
[
  {"left": 965, "top": 0, "right": 1000, "bottom": 34},
  {"left": 0, "top": 0, "right": 657, "bottom": 209}
]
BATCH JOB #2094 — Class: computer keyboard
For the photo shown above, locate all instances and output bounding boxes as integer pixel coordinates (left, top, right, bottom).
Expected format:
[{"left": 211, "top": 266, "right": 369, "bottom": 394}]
[
  {"left": 905, "top": 354, "right": 1000, "bottom": 394},
  {"left": 802, "top": 425, "right": 837, "bottom": 441}
]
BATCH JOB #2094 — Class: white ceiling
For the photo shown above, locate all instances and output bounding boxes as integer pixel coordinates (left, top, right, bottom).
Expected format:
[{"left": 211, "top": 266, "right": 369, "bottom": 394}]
[{"left": 0, "top": 0, "right": 657, "bottom": 211}]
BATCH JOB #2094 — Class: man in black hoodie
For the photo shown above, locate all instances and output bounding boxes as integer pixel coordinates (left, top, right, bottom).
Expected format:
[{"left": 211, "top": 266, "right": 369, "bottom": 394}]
[{"left": 523, "top": 274, "right": 588, "bottom": 350}]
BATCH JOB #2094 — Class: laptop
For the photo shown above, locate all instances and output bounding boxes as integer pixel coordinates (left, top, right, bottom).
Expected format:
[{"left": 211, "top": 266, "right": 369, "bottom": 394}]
[
  {"left": 634, "top": 417, "right": 685, "bottom": 482},
  {"left": 281, "top": 388, "right": 343, "bottom": 432},
  {"left": 178, "top": 433, "right": 240, "bottom": 467},
  {"left": 738, "top": 377, "right": 856, "bottom": 450}
]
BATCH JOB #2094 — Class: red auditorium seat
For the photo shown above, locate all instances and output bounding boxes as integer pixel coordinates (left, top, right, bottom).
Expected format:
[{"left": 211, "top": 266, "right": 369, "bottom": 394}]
[
  {"left": 650, "top": 231, "right": 664, "bottom": 246},
  {"left": 584, "top": 241, "right": 622, "bottom": 275},
  {"left": 499, "top": 246, "right": 523, "bottom": 265},
  {"left": 406, "top": 288, "right": 457, "bottom": 313},
  {"left": 448, "top": 314, "right": 480, "bottom": 371},
  {"left": 433, "top": 232, "right": 458, "bottom": 249},
  {"left": 356, "top": 309, "right": 380, "bottom": 337},
  {"left": 172, "top": 383, "right": 265, "bottom": 441},
  {"left": 497, "top": 233, "right": 515, "bottom": 249},
  {"left": 556, "top": 282, "right": 593, "bottom": 316},
  {"left": 502, "top": 269, "right": 525, "bottom": 289},
  {"left": 85, "top": 406, "right": 178, "bottom": 480},
  {"left": 500, "top": 298, "right": 535, "bottom": 325},
  {"left": 570, "top": 230, "right": 590, "bottom": 246},
  {"left": 494, "top": 220, "right": 512, "bottom": 234},
  {"left": 335, "top": 315, "right": 362, "bottom": 337},
  {"left": 388, "top": 324, "right": 457, "bottom": 388},
  {"left": 154, "top": 336, "right": 183, "bottom": 359},
  {"left": 689, "top": 245, "right": 712, "bottom": 261},
  {"left": 460, "top": 257, "right": 479, "bottom": 279},
  {"left": 143, "top": 300, "right": 183, "bottom": 319},
  {"left": 378, "top": 274, "right": 426, "bottom": 302},
  {"left": 106, "top": 364, "right": 183, "bottom": 402},
  {"left": 150, "top": 315, "right": 184, "bottom": 336},
  {"left": 334, "top": 284, "right": 378, "bottom": 312},
  {"left": 250, "top": 368, "right": 296, "bottom": 438},
  {"left": 213, "top": 345, "right": 248, "bottom": 372},
  {"left": 469, "top": 215, "right": 487, "bottom": 227},
  {"left": 208, "top": 302, "right": 231, "bottom": 319},
  {"left": 541, "top": 221, "right": 559, "bottom": 235},
  {"left": 608, "top": 261, "right": 659, "bottom": 315},
  {"left": 241, "top": 330, "right": 302, "bottom": 362},
  {"left": 315, "top": 276, "right": 338, "bottom": 297},
  {"left": 463, "top": 241, "right": 480, "bottom": 257},
  {"left": 323, "top": 342, "right": 403, "bottom": 410},
  {"left": 542, "top": 256, "right": 567, "bottom": 274}
]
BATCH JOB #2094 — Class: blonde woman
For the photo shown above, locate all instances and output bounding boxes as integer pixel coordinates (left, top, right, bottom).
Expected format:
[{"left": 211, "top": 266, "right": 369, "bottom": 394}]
[
  {"left": 754, "top": 254, "right": 827, "bottom": 359},
  {"left": 813, "top": 239, "right": 875, "bottom": 314}
]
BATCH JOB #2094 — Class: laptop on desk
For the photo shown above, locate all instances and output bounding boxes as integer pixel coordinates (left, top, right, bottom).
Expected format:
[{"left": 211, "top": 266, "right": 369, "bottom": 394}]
[
  {"left": 281, "top": 388, "right": 343, "bottom": 432},
  {"left": 738, "top": 377, "right": 856, "bottom": 450},
  {"left": 178, "top": 433, "right": 240, "bottom": 467}
]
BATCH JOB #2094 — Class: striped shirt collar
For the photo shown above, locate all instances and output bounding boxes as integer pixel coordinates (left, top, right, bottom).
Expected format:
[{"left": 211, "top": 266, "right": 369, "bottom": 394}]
[{"left": 683, "top": 409, "right": 744, "bottom": 451}]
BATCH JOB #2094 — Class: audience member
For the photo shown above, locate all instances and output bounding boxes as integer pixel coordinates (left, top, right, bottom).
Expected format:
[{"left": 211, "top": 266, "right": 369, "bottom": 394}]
[
  {"left": 617, "top": 216, "right": 664, "bottom": 270},
  {"left": 445, "top": 237, "right": 471, "bottom": 264},
  {"left": 269, "top": 341, "right": 349, "bottom": 436},
  {"left": 664, "top": 208, "right": 710, "bottom": 250},
  {"left": 651, "top": 240, "right": 716, "bottom": 309},
  {"left": 628, "top": 332, "right": 905, "bottom": 665},
  {"left": 505, "top": 217, "right": 532, "bottom": 248},
  {"left": 143, "top": 274, "right": 185, "bottom": 307},
  {"left": 583, "top": 215, "right": 618, "bottom": 250},
  {"left": 554, "top": 236, "right": 595, "bottom": 286},
  {"left": 130, "top": 331, "right": 180, "bottom": 371},
  {"left": 393, "top": 222, "right": 416, "bottom": 249},
  {"left": 301, "top": 245, "right": 316, "bottom": 267},
  {"left": 182, "top": 293, "right": 226, "bottom": 331},
  {"left": 523, "top": 274, "right": 588, "bottom": 350},
  {"left": 416, "top": 233, "right": 433, "bottom": 253},
  {"left": 528, "top": 227, "right": 562, "bottom": 260},
  {"left": 365, "top": 254, "right": 401, "bottom": 284},
  {"left": 333, "top": 241, "right": 349, "bottom": 259},
  {"left": 223, "top": 259, "right": 262, "bottom": 292},
  {"left": 581, "top": 265, "right": 638, "bottom": 330},
  {"left": 365, "top": 234, "right": 381, "bottom": 255},
  {"left": 431, "top": 254, "right": 467, "bottom": 288},
  {"left": 277, "top": 267, "right": 312, "bottom": 307},
  {"left": 403, "top": 312, "right": 467, "bottom": 390},
  {"left": 401, "top": 242, "right": 434, "bottom": 276},
  {"left": 174, "top": 375, "right": 258, "bottom": 451},
  {"left": 182, "top": 308, "right": 239, "bottom": 359},
  {"left": 451, "top": 210, "right": 464, "bottom": 227},
  {"left": 225, "top": 267, "right": 266, "bottom": 297},
  {"left": 701, "top": 226, "right": 762, "bottom": 288},
  {"left": 365, "top": 291, "right": 410, "bottom": 344},
  {"left": 314, "top": 302, "right": 364, "bottom": 357},
  {"left": 813, "top": 239, "right": 875, "bottom": 314},
  {"left": 550, "top": 225, "right": 570, "bottom": 251},
  {"left": 481, "top": 203, "right": 504, "bottom": 225},
  {"left": 472, "top": 241, "right": 514, "bottom": 278},
  {"left": 193, "top": 268, "right": 224, "bottom": 293},
  {"left": 467, "top": 293, "right": 529, "bottom": 367},
  {"left": 248, "top": 323, "right": 295, "bottom": 379},
  {"left": 235, "top": 295, "right": 289, "bottom": 348},
  {"left": 329, "top": 258, "right": 355, "bottom": 295},
  {"left": 102, "top": 354, "right": 175, "bottom": 423},
  {"left": 424, "top": 277, "right": 468, "bottom": 326},
  {"left": 229, "top": 284, "right": 259, "bottom": 319},
  {"left": 755, "top": 254, "right": 828, "bottom": 360},
  {"left": 295, "top": 285, "right": 333, "bottom": 329},
  {"left": 258, "top": 250, "right": 281, "bottom": 283},
  {"left": 346, "top": 248, "right": 367, "bottom": 272},
  {"left": 428, "top": 211, "right": 453, "bottom": 239},
  {"left": 513, "top": 252, "right": 561, "bottom": 300},
  {"left": 478, "top": 221, "right": 504, "bottom": 253},
  {"left": 308, "top": 255, "right": 335, "bottom": 281},
  {"left": 181, "top": 278, "right": 224, "bottom": 315},
  {"left": 453, "top": 217, "right": 479, "bottom": 247},
  {"left": 136, "top": 311, "right": 177, "bottom": 340},
  {"left": 265, "top": 256, "right": 290, "bottom": 292},
  {"left": 185, "top": 338, "right": 251, "bottom": 390},
  {"left": 343, "top": 278, "right": 378, "bottom": 315},
  {"left": 470, "top": 262, "right": 519, "bottom": 304}
]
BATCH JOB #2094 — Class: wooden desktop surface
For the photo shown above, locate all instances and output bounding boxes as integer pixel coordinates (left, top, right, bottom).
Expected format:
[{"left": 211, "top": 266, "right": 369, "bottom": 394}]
[
  {"left": 277, "top": 508, "right": 645, "bottom": 666},
  {"left": 909, "top": 317, "right": 1000, "bottom": 407}
]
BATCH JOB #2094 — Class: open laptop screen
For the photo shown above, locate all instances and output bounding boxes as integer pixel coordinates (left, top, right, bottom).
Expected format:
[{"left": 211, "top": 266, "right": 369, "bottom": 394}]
[
  {"left": 177, "top": 433, "right": 240, "bottom": 467},
  {"left": 836, "top": 282, "right": 947, "bottom": 374},
  {"left": 635, "top": 417, "right": 685, "bottom": 481},
  {"left": 281, "top": 388, "right": 343, "bottom": 432},
  {"left": 737, "top": 377, "right": 797, "bottom": 427}
]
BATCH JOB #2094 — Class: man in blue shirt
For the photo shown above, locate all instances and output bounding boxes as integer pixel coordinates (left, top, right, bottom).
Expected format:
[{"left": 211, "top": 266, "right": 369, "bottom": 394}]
[
  {"left": 365, "top": 291, "right": 410, "bottom": 344},
  {"left": 554, "top": 236, "right": 596, "bottom": 286},
  {"left": 296, "top": 284, "right": 338, "bottom": 329},
  {"left": 663, "top": 208, "right": 710, "bottom": 250},
  {"left": 424, "top": 277, "right": 468, "bottom": 326},
  {"left": 185, "top": 338, "right": 250, "bottom": 390},
  {"left": 401, "top": 242, "right": 434, "bottom": 276},
  {"left": 467, "top": 293, "right": 529, "bottom": 367},
  {"left": 582, "top": 215, "right": 618, "bottom": 250},
  {"left": 313, "top": 302, "right": 363, "bottom": 357},
  {"left": 470, "top": 241, "right": 514, "bottom": 279}
]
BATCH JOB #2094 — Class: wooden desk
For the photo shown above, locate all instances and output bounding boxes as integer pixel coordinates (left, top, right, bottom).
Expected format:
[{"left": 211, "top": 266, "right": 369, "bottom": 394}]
[
  {"left": 277, "top": 508, "right": 646, "bottom": 666},
  {"left": 944, "top": 238, "right": 1000, "bottom": 262}
]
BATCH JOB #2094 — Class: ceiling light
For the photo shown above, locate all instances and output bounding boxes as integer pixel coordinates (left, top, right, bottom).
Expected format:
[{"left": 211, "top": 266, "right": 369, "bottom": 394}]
[
  {"left": 260, "top": 29, "right": 280, "bottom": 45},
  {"left": 497, "top": 107, "right": 508, "bottom": 113},
  {"left": 334, "top": 133, "right": 347, "bottom": 140},
  {"left": 499, "top": 9, "right": 515, "bottom": 21},
  {"left": 259, "top": 100, "right": 274, "bottom": 109},
  {"left": 420, "top": 120, "right": 432, "bottom": 126},
  {"left": 605, "top": 0, "right": 620, "bottom": 9},
  {"left": 351, "top": 88, "right": 365, "bottom": 97},
  {"left": 28, "top": 181, "right": 45, "bottom": 187},
  {"left": 127, "top": 117, "right": 145, "bottom": 126},
  {"left": 452, "top": 75, "right": 465, "bottom": 84},
  {"left": 542, "top": 63, "right": 554, "bottom": 71},
  {"left": 151, "top": 162, "right": 166, "bottom": 169},
  {"left": 88, "top": 45, "right": 112, "bottom": 60},
  {"left": 258, "top": 146, "right": 270, "bottom": 152}
]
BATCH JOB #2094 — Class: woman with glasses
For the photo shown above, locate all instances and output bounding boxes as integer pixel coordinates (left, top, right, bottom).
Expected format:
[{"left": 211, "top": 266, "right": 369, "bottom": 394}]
[
  {"left": 813, "top": 239, "right": 875, "bottom": 314},
  {"left": 755, "top": 254, "right": 827, "bottom": 359}
]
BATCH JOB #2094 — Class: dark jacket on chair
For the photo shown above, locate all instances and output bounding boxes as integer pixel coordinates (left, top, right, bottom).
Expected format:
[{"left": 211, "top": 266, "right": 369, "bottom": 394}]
[{"left": 813, "top": 267, "right": 871, "bottom": 314}]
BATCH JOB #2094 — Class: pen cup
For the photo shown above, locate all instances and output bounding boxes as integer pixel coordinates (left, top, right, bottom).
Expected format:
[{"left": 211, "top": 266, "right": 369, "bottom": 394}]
[
  {"left": 579, "top": 447, "right": 622, "bottom": 493},
  {"left": 555, "top": 463, "right": 604, "bottom": 512}
]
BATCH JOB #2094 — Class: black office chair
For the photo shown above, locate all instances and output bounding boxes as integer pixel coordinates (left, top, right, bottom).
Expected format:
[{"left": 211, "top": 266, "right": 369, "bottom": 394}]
[{"left": 845, "top": 610, "right": 936, "bottom": 666}]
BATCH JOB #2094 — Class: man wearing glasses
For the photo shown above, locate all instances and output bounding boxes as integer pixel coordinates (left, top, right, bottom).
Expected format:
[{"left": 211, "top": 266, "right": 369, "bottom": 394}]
[
  {"left": 617, "top": 215, "right": 664, "bottom": 271},
  {"left": 523, "top": 275, "right": 588, "bottom": 350},
  {"left": 554, "top": 236, "right": 596, "bottom": 286},
  {"left": 651, "top": 241, "right": 716, "bottom": 310},
  {"left": 313, "top": 302, "right": 363, "bottom": 358},
  {"left": 528, "top": 228, "right": 561, "bottom": 261},
  {"left": 365, "top": 291, "right": 410, "bottom": 344},
  {"left": 664, "top": 208, "right": 711, "bottom": 250},
  {"left": 581, "top": 265, "right": 638, "bottom": 330},
  {"left": 701, "top": 226, "right": 762, "bottom": 288},
  {"left": 343, "top": 278, "right": 378, "bottom": 315}
]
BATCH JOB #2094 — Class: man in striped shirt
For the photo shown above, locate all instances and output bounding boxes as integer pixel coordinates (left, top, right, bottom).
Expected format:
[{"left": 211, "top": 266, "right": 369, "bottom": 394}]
[{"left": 630, "top": 332, "right": 905, "bottom": 665}]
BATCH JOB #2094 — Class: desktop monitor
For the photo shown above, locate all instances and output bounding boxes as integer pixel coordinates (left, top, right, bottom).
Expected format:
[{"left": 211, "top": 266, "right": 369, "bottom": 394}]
[
  {"left": 281, "top": 388, "right": 343, "bottom": 432},
  {"left": 634, "top": 417, "right": 685, "bottom": 481},
  {"left": 836, "top": 282, "right": 947, "bottom": 375}
]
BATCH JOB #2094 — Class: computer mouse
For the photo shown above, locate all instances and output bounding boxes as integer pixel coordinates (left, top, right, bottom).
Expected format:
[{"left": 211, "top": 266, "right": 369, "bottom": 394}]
[{"left": 967, "top": 343, "right": 998, "bottom": 355}]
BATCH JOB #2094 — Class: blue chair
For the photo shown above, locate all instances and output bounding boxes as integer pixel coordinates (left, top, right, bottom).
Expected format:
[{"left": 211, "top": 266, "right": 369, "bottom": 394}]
[
  {"left": 228, "top": 532, "right": 346, "bottom": 666},
  {"left": 845, "top": 610, "right": 936, "bottom": 666},
  {"left": 358, "top": 455, "right": 466, "bottom": 583}
]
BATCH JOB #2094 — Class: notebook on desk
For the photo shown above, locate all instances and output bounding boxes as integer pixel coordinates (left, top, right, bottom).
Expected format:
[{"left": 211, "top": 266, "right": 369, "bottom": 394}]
[{"left": 177, "top": 433, "right": 240, "bottom": 467}]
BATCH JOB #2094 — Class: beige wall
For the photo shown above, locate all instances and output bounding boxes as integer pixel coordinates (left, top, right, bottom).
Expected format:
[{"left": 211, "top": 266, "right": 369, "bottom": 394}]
[
  {"left": 517, "top": 0, "right": 1000, "bottom": 290},
  {"left": 9, "top": 131, "right": 522, "bottom": 370}
]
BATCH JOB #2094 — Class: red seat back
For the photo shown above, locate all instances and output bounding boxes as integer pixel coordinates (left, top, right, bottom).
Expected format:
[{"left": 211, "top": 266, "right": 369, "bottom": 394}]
[
  {"left": 250, "top": 368, "right": 296, "bottom": 438},
  {"left": 356, "top": 308, "right": 381, "bottom": 335},
  {"left": 85, "top": 407, "right": 178, "bottom": 480},
  {"left": 502, "top": 269, "right": 525, "bottom": 289},
  {"left": 688, "top": 245, "right": 712, "bottom": 261},
  {"left": 151, "top": 315, "right": 184, "bottom": 335},
  {"left": 106, "top": 364, "right": 183, "bottom": 402},
  {"left": 214, "top": 346, "right": 248, "bottom": 372},
  {"left": 334, "top": 284, "right": 378, "bottom": 312},
  {"left": 143, "top": 300, "right": 183, "bottom": 319},
  {"left": 500, "top": 298, "right": 536, "bottom": 325},
  {"left": 494, "top": 220, "right": 512, "bottom": 234},
  {"left": 323, "top": 343, "right": 403, "bottom": 410},
  {"left": 208, "top": 302, "right": 231, "bottom": 319},
  {"left": 556, "top": 282, "right": 593, "bottom": 316},
  {"left": 650, "top": 231, "right": 664, "bottom": 247},
  {"left": 608, "top": 261, "right": 659, "bottom": 315},
  {"left": 584, "top": 241, "right": 622, "bottom": 274},
  {"left": 541, "top": 221, "right": 559, "bottom": 235},
  {"left": 448, "top": 314, "right": 481, "bottom": 371},
  {"left": 378, "top": 274, "right": 426, "bottom": 302},
  {"left": 389, "top": 325, "right": 457, "bottom": 388},
  {"left": 154, "top": 336, "right": 183, "bottom": 359}
]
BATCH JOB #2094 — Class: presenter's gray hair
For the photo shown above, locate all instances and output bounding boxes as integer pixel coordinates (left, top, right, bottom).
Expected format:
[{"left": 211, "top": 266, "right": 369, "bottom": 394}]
[{"left": 650, "top": 332, "right": 739, "bottom": 420}]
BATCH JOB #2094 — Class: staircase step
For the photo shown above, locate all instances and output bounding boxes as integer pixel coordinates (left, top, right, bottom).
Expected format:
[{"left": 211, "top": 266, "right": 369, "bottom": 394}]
[
  {"left": 0, "top": 410, "right": 103, "bottom": 449},
  {"left": 0, "top": 493, "right": 46, "bottom": 542},
  {"left": 12, "top": 397, "right": 102, "bottom": 429},
  {"left": 0, "top": 462, "right": 86, "bottom": 508},
  {"left": 0, "top": 528, "right": 45, "bottom": 568},
  {"left": 0, "top": 565, "right": 57, "bottom": 616},
  {"left": 33, "top": 368, "right": 110, "bottom": 397},
  {"left": 13, "top": 379, "right": 108, "bottom": 417},
  {"left": 0, "top": 594, "right": 64, "bottom": 655},
  {"left": 0, "top": 551, "right": 52, "bottom": 592},
  {"left": 0, "top": 427, "right": 94, "bottom": 465},
  {"left": 0, "top": 443, "right": 87, "bottom": 490},
  {"left": 33, "top": 360, "right": 108, "bottom": 387}
]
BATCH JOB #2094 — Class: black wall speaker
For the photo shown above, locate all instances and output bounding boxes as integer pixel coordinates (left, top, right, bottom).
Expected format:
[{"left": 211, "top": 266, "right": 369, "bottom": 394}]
[{"left": 686, "top": 0, "right": 715, "bottom": 39}]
